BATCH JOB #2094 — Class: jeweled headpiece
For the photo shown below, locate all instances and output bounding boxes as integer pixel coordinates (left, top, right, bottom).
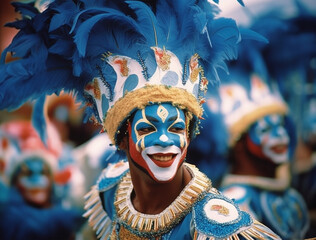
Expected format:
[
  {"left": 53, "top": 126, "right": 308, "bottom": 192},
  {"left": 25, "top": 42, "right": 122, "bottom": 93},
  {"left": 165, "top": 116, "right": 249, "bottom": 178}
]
[{"left": 0, "top": 0, "right": 244, "bottom": 146}]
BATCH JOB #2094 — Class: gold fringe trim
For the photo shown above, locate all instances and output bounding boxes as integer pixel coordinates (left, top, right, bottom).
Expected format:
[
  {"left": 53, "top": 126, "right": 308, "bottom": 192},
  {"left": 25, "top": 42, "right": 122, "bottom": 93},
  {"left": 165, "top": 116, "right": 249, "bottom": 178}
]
[
  {"left": 194, "top": 220, "right": 281, "bottom": 240},
  {"left": 195, "top": 219, "right": 281, "bottom": 240},
  {"left": 229, "top": 104, "right": 288, "bottom": 146},
  {"left": 83, "top": 185, "right": 112, "bottom": 240},
  {"left": 114, "top": 163, "right": 211, "bottom": 235},
  {"left": 104, "top": 85, "right": 203, "bottom": 145}
]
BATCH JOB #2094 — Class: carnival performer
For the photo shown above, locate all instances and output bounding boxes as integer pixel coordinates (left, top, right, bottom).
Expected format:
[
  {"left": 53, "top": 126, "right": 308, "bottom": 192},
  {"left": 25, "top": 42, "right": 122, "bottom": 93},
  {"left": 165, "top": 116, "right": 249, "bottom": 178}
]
[
  {"left": 250, "top": 3, "right": 316, "bottom": 237},
  {"left": 205, "top": 37, "right": 310, "bottom": 238},
  {"left": 0, "top": 0, "right": 280, "bottom": 239},
  {"left": 0, "top": 120, "right": 84, "bottom": 240}
]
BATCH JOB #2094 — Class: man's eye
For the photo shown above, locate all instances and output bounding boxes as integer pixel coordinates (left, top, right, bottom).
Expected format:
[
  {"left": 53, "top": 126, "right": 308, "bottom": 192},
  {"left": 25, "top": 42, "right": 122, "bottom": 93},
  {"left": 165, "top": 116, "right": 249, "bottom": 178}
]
[
  {"left": 260, "top": 127, "right": 271, "bottom": 134},
  {"left": 169, "top": 127, "right": 185, "bottom": 134},
  {"left": 20, "top": 166, "right": 31, "bottom": 176},
  {"left": 137, "top": 126, "right": 155, "bottom": 135},
  {"left": 42, "top": 167, "right": 50, "bottom": 176}
]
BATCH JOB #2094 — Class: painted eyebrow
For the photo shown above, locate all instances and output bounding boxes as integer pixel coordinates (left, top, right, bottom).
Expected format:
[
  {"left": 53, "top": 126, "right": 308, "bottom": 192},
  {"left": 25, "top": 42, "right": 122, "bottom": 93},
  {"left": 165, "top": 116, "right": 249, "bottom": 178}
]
[
  {"left": 146, "top": 116, "right": 159, "bottom": 122},
  {"left": 167, "top": 115, "right": 178, "bottom": 122}
]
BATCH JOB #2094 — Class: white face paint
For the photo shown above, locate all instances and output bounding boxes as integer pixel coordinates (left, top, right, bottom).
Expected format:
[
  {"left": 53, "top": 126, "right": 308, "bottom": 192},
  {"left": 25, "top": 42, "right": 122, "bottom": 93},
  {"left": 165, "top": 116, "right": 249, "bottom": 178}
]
[
  {"left": 261, "top": 134, "right": 289, "bottom": 164},
  {"left": 129, "top": 103, "right": 188, "bottom": 182},
  {"left": 141, "top": 145, "right": 182, "bottom": 181},
  {"left": 249, "top": 114, "right": 289, "bottom": 164}
]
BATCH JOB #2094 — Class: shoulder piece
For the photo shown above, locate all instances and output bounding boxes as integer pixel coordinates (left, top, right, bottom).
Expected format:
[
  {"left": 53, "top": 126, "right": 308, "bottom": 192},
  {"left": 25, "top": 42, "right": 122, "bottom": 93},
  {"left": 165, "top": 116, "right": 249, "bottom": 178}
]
[
  {"left": 192, "top": 191, "right": 281, "bottom": 240},
  {"left": 83, "top": 160, "right": 129, "bottom": 240},
  {"left": 97, "top": 160, "right": 129, "bottom": 192},
  {"left": 221, "top": 185, "right": 250, "bottom": 202},
  {"left": 221, "top": 184, "right": 260, "bottom": 220}
]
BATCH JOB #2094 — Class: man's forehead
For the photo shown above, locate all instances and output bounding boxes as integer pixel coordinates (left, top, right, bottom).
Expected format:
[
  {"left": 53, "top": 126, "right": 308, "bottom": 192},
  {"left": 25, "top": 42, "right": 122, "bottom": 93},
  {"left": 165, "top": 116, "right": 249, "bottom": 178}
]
[
  {"left": 24, "top": 158, "right": 46, "bottom": 169},
  {"left": 258, "top": 114, "right": 282, "bottom": 125},
  {"left": 138, "top": 104, "right": 184, "bottom": 118}
]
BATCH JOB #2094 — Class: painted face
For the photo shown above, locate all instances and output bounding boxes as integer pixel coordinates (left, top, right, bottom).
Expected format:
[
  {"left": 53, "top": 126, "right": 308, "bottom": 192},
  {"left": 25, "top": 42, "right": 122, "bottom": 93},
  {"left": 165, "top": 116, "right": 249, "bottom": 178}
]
[
  {"left": 15, "top": 158, "right": 52, "bottom": 208},
  {"left": 128, "top": 103, "right": 188, "bottom": 182},
  {"left": 247, "top": 114, "right": 289, "bottom": 164}
]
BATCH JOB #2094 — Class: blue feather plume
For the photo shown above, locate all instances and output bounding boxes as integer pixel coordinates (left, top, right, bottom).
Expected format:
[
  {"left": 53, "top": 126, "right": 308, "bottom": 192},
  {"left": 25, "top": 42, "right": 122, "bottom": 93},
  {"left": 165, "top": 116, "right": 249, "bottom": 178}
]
[
  {"left": 0, "top": 0, "right": 252, "bottom": 142},
  {"left": 32, "top": 96, "right": 47, "bottom": 145}
]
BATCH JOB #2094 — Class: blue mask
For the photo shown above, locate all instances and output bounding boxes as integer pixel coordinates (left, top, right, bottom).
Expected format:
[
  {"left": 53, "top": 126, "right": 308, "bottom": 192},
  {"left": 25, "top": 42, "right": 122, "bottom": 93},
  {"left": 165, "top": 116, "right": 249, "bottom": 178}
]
[{"left": 128, "top": 103, "right": 188, "bottom": 182}]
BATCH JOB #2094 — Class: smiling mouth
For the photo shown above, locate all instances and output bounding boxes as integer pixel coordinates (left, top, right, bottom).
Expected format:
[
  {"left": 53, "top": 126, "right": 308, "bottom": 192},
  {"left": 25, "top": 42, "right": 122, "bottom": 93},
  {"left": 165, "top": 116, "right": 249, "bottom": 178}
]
[
  {"left": 270, "top": 144, "right": 288, "bottom": 154},
  {"left": 148, "top": 153, "right": 177, "bottom": 167}
]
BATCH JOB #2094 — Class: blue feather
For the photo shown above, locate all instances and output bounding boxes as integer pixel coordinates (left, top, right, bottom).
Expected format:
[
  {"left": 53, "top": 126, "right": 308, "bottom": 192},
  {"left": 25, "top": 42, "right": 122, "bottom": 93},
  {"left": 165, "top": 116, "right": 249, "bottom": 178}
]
[
  {"left": 11, "top": 2, "right": 39, "bottom": 18},
  {"left": 239, "top": 27, "right": 268, "bottom": 43},
  {"left": 126, "top": 1, "right": 161, "bottom": 47},
  {"left": 49, "top": 1, "right": 79, "bottom": 32},
  {"left": 70, "top": 8, "right": 112, "bottom": 34},
  {"left": 155, "top": 0, "right": 177, "bottom": 45},
  {"left": 32, "top": 96, "right": 48, "bottom": 145},
  {"left": 74, "top": 10, "right": 142, "bottom": 57},
  {"left": 0, "top": 0, "right": 250, "bottom": 138},
  {"left": 49, "top": 39, "right": 74, "bottom": 59},
  {"left": 0, "top": 55, "right": 80, "bottom": 111},
  {"left": 198, "top": 17, "right": 241, "bottom": 82}
]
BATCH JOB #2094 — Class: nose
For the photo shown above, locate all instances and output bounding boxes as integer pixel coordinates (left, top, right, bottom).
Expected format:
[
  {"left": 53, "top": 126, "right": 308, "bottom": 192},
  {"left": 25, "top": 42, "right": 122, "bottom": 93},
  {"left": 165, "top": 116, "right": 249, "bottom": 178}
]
[
  {"left": 153, "top": 133, "right": 174, "bottom": 147},
  {"left": 29, "top": 172, "right": 42, "bottom": 184},
  {"left": 275, "top": 125, "right": 287, "bottom": 137},
  {"left": 27, "top": 173, "right": 49, "bottom": 188}
]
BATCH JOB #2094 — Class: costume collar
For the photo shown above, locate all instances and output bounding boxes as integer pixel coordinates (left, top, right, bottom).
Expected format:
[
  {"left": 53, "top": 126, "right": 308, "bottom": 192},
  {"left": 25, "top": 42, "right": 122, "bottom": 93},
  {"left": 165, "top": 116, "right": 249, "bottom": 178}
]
[{"left": 114, "top": 163, "right": 211, "bottom": 237}]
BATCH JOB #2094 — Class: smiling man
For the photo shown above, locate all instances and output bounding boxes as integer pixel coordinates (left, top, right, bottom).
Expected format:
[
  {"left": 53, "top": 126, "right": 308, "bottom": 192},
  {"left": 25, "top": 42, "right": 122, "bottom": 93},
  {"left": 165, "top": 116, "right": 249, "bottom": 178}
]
[
  {"left": 0, "top": 0, "right": 281, "bottom": 239},
  {"left": 208, "top": 69, "right": 310, "bottom": 239}
]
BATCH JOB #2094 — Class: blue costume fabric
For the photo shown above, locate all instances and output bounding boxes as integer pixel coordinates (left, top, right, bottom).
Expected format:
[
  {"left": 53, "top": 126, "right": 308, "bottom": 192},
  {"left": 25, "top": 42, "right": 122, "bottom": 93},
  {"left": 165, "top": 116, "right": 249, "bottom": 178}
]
[
  {"left": 0, "top": 186, "right": 84, "bottom": 240},
  {"left": 0, "top": 1, "right": 282, "bottom": 239},
  {"left": 84, "top": 161, "right": 280, "bottom": 240},
  {"left": 293, "top": 164, "right": 316, "bottom": 238},
  {"left": 221, "top": 176, "right": 310, "bottom": 240}
]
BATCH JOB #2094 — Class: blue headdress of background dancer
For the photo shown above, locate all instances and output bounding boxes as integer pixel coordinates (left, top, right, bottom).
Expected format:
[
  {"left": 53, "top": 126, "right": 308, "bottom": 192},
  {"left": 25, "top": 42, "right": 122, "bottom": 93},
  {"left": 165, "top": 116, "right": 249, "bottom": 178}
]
[{"left": 250, "top": 0, "right": 316, "bottom": 149}]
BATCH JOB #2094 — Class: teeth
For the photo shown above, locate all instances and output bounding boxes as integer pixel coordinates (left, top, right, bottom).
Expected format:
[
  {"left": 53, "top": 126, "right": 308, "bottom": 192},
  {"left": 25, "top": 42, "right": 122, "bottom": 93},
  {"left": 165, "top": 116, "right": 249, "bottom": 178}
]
[{"left": 151, "top": 155, "right": 173, "bottom": 161}]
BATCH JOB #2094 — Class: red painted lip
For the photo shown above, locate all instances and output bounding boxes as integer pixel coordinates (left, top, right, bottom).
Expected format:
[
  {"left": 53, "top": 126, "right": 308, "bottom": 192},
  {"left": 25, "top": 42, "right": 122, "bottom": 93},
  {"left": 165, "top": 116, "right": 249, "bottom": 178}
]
[
  {"left": 270, "top": 144, "right": 288, "bottom": 154},
  {"left": 28, "top": 187, "right": 47, "bottom": 194},
  {"left": 148, "top": 153, "right": 177, "bottom": 168}
]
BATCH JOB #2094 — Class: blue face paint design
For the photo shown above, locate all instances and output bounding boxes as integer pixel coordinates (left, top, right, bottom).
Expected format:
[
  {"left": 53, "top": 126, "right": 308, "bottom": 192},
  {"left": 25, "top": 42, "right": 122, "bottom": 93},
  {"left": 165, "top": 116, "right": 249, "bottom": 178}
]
[
  {"left": 248, "top": 114, "right": 289, "bottom": 164},
  {"left": 131, "top": 103, "right": 186, "bottom": 151},
  {"left": 18, "top": 158, "right": 51, "bottom": 189},
  {"left": 129, "top": 103, "right": 188, "bottom": 182},
  {"left": 16, "top": 157, "right": 52, "bottom": 207}
]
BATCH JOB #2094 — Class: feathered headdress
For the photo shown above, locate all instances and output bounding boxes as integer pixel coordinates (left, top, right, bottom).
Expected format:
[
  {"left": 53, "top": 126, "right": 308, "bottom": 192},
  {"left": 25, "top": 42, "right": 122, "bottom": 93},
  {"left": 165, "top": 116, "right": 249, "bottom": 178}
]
[
  {"left": 1, "top": 0, "right": 245, "bottom": 146},
  {"left": 203, "top": 25, "right": 289, "bottom": 146},
  {"left": 207, "top": 67, "right": 288, "bottom": 146}
]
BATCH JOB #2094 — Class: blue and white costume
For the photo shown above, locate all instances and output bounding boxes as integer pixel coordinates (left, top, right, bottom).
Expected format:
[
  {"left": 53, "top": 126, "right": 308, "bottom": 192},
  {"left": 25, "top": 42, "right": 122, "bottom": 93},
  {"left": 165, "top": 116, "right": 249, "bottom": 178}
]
[
  {"left": 84, "top": 161, "right": 280, "bottom": 240},
  {"left": 221, "top": 176, "right": 309, "bottom": 240},
  {"left": 0, "top": 0, "right": 281, "bottom": 239}
]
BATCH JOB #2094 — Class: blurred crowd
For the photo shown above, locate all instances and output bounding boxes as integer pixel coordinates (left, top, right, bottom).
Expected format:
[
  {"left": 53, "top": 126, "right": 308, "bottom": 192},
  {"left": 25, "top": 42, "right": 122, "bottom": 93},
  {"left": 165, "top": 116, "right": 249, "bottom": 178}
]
[{"left": 0, "top": 0, "right": 315, "bottom": 239}]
